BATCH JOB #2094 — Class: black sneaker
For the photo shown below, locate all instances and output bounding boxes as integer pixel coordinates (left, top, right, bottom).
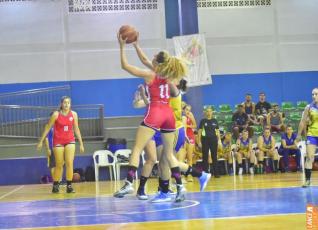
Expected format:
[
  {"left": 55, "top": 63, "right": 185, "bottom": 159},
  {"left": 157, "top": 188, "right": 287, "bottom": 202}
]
[
  {"left": 66, "top": 185, "right": 75, "bottom": 193},
  {"left": 52, "top": 183, "right": 59, "bottom": 193}
]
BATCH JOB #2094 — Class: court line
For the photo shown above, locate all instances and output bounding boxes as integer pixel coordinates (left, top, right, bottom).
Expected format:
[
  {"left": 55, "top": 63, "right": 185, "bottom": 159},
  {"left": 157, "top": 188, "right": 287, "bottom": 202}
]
[
  {"left": 0, "top": 185, "right": 24, "bottom": 200},
  {"left": 12, "top": 212, "right": 305, "bottom": 230},
  {"left": 66, "top": 199, "right": 200, "bottom": 218}
]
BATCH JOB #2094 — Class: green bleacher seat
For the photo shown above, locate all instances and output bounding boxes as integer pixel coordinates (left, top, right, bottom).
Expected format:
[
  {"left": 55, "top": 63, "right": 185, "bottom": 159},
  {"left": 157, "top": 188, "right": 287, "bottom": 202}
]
[
  {"left": 251, "top": 125, "right": 263, "bottom": 135},
  {"left": 281, "top": 102, "right": 294, "bottom": 111},
  {"left": 219, "top": 104, "right": 232, "bottom": 113},
  {"left": 296, "top": 101, "right": 308, "bottom": 111},
  {"left": 289, "top": 112, "right": 301, "bottom": 122}
]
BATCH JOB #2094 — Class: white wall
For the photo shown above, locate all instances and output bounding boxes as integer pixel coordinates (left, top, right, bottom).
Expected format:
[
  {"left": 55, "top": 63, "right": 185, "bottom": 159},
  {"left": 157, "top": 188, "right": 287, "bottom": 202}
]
[
  {"left": 1, "top": 0, "right": 317, "bottom": 84},
  {"left": 0, "top": 0, "right": 166, "bottom": 84},
  {"left": 198, "top": 0, "right": 318, "bottom": 75}
]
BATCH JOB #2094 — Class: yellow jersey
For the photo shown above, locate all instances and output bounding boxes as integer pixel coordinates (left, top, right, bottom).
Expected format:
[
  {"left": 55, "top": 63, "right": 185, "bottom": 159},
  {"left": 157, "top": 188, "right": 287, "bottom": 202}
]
[
  {"left": 169, "top": 93, "right": 183, "bottom": 129},
  {"left": 307, "top": 104, "right": 318, "bottom": 137}
]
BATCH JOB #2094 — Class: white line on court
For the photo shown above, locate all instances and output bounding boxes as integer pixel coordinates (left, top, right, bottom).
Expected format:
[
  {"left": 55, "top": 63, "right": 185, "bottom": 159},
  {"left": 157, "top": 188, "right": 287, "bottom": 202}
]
[
  {"left": 0, "top": 185, "right": 24, "bottom": 200},
  {"left": 65, "top": 199, "right": 200, "bottom": 218}
]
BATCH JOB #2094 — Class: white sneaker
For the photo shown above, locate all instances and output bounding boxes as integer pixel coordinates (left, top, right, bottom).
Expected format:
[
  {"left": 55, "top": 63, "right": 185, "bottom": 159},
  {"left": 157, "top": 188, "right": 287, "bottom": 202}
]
[
  {"left": 238, "top": 168, "right": 243, "bottom": 175},
  {"left": 175, "top": 184, "right": 186, "bottom": 203},
  {"left": 302, "top": 180, "right": 311, "bottom": 188},
  {"left": 113, "top": 180, "right": 134, "bottom": 198},
  {"left": 249, "top": 167, "right": 254, "bottom": 175}
]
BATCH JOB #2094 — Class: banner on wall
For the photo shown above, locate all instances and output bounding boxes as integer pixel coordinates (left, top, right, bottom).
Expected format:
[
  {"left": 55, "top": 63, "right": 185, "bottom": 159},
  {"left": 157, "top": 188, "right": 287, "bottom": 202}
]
[{"left": 173, "top": 34, "right": 212, "bottom": 87}]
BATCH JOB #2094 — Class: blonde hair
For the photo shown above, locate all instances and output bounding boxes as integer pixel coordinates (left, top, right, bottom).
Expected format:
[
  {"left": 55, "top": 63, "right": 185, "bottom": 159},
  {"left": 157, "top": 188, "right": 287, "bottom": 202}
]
[{"left": 155, "top": 51, "right": 188, "bottom": 81}]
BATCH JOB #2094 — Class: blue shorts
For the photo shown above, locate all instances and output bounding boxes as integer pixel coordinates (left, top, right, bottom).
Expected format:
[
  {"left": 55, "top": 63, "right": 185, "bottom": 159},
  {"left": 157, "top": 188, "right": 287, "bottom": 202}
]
[
  {"left": 152, "top": 130, "right": 162, "bottom": 147},
  {"left": 306, "top": 136, "right": 318, "bottom": 146},
  {"left": 174, "top": 127, "right": 186, "bottom": 153}
]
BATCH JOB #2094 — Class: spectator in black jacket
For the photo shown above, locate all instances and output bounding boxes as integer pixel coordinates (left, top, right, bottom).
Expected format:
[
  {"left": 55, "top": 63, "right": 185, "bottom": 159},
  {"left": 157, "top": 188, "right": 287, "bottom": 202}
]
[{"left": 255, "top": 92, "right": 271, "bottom": 125}]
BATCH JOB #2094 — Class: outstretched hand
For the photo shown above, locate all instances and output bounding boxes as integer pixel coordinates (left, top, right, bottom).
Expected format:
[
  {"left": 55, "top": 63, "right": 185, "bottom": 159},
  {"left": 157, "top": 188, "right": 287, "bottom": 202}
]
[{"left": 117, "top": 32, "right": 126, "bottom": 47}]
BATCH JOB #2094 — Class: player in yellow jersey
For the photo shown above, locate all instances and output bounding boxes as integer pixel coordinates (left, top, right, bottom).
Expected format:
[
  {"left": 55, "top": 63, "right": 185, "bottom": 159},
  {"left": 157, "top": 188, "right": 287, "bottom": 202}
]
[
  {"left": 217, "top": 132, "right": 234, "bottom": 175},
  {"left": 235, "top": 129, "right": 256, "bottom": 175},
  {"left": 297, "top": 88, "right": 318, "bottom": 187}
]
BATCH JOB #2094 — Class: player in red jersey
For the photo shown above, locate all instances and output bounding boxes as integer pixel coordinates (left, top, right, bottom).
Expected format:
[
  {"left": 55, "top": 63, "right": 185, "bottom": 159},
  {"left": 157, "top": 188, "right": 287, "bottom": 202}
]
[
  {"left": 37, "top": 96, "right": 84, "bottom": 193},
  {"left": 113, "top": 33, "right": 188, "bottom": 202}
]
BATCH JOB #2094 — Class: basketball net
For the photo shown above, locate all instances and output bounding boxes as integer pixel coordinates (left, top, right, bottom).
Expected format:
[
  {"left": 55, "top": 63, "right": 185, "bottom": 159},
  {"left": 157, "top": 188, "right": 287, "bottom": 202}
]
[{"left": 72, "top": 0, "right": 92, "bottom": 12}]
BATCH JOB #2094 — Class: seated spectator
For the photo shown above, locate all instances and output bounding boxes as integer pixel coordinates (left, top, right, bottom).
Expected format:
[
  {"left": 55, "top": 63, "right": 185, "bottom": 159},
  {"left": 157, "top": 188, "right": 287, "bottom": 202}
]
[
  {"left": 232, "top": 105, "right": 253, "bottom": 139},
  {"left": 278, "top": 125, "right": 301, "bottom": 172},
  {"left": 235, "top": 129, "right": 256, "bottom": 175},
  {"left": 217, "top": 132, "right": 234, "bottom": 175},
  {"left": 256, "top": 126, "right": 279, "bottom": 174},
  {"left": 255, "top": 92, "right": 271, "bottom": 125},
  {"left": 267, "top": 104, "right": 285, "bottom": 133},
  {"left": 242, "top": 93, "right": 258, "bottom": 125}
]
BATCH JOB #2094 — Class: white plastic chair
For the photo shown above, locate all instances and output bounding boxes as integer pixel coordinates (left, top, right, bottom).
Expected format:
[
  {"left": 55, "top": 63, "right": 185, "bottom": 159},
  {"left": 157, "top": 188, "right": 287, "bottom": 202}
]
[
  {"left": 114, "top": 149, "right": 138, "bottom": 180},
  {"left": 93, "top": 150, "right": 116, "bottom": 181}
]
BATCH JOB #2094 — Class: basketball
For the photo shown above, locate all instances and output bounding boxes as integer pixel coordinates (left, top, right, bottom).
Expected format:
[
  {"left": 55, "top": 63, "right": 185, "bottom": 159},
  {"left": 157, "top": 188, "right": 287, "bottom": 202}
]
[
  {"left": 289, "top": 157, "right": 297, "bottom": 172},
  {"left": 119, "top": 25, "right": 138, "bottom": 44},
  {"left": 72, "top": 172, "right": 81, "bottom": 183},
  {"left": 312, "top": 161, "right": 318, "bottom": 171}
]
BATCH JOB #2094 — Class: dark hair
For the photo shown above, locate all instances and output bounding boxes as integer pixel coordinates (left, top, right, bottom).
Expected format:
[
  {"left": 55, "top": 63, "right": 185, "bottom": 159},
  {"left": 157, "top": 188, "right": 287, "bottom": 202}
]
[
  {"left": 246, "top": 93, "right": 252, "bottom": 96},
  {"left": 259, "top": 92, "right": 265, "bottom": 95},
  {"left": 59, "top": 96, "right": 71, "bottom": 110},
  {"left": 177, "top": 79, "right": 188, "bottom": 92},
  {"left": 156, "top": 51, "right": 165, "bottom": 64}
]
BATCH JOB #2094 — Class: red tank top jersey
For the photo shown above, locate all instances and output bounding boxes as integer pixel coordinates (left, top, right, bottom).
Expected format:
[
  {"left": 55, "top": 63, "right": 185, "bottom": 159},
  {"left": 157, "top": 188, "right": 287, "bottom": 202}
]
[
  {"left": 186, "top": 116, "right": 195, "bottom": 144},
  {"left": 143, "top": 75, "right": 175, "bottom": 131},
  {"left": 145, "top": 75, "right": 170, "bottom": 104},
  {"left": 53, "top": 111, "right": 75, "bottom": 146}
]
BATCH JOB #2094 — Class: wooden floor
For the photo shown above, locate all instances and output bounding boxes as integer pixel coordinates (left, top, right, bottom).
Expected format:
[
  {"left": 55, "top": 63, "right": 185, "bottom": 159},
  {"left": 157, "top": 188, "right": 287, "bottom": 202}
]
[{"left": 0, "top": 172, "right": 317, "bottom": 230}]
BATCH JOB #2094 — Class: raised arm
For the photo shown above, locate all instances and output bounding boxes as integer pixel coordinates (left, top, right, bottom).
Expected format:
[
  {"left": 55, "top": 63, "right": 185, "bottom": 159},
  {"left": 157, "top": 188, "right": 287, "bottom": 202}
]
[
  {"left": 133, "top": 36, "right": 154, "bottom": 70},
  {"left": 118, "top": 33, "right": 154, "bottom": 82}
]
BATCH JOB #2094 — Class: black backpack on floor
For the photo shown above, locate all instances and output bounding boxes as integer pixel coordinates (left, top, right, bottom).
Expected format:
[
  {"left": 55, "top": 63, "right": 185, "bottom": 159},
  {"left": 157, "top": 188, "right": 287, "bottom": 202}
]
[{"left": 85, "top": 166, "right": 95, "bottom": 181}]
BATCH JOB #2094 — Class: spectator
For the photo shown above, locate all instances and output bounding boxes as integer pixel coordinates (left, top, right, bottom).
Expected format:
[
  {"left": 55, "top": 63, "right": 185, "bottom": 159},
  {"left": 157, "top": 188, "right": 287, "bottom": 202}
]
[
  {"left": 242, "top": 93, "right": 258, "bottom": 125},
  {"left": 217, "top": 132, "right": 234, "bottom": 175},
  {"left": 267, "top": 104, "right": 285, "bottom": 133},
  {"left": 279, "top": 125, "right": 301, "bottom": 172},
  {"left": 256, "top": 126, "right": 279, "bottom": 174},
  {"left": 255, "top": 92, "right": 271, "bottom": 125},
  {"left": 232, "top": 104, "right": 253, "bottom": 139}
]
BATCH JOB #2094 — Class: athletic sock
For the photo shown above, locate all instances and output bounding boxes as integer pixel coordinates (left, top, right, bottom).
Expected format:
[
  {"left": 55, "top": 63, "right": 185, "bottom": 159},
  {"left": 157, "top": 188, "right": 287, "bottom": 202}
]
[
  {"left": 171, "top": 167, "right": 182, "bottom": 185},
  {"left": 127, "top": 165, "right": 137, "bottom": 183}
]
